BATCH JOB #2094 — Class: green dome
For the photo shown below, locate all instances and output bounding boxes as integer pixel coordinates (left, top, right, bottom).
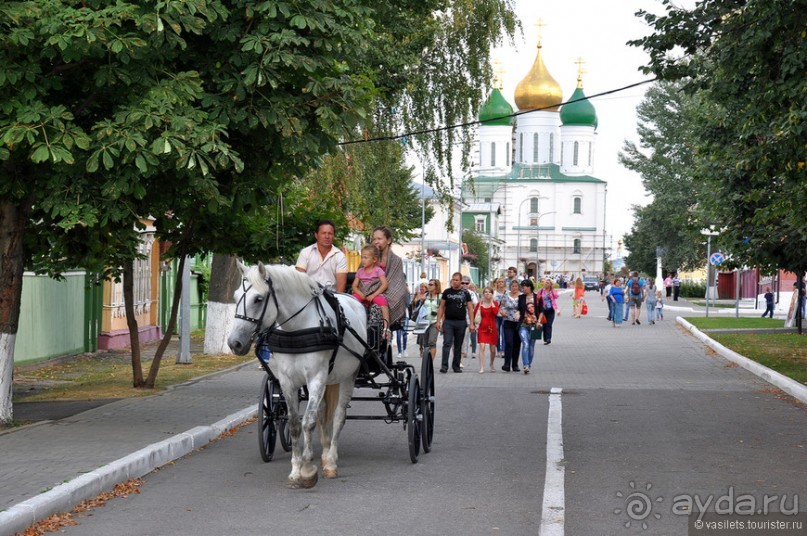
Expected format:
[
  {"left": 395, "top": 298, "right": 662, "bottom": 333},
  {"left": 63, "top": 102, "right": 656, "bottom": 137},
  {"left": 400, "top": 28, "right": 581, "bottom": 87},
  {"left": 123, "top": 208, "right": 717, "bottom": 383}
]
[
  {"left": 479, "top": 88, "right": 514, "bottom": 126},
  {"left": 560, "top": 86, "right": 597, "bottom": 128}
]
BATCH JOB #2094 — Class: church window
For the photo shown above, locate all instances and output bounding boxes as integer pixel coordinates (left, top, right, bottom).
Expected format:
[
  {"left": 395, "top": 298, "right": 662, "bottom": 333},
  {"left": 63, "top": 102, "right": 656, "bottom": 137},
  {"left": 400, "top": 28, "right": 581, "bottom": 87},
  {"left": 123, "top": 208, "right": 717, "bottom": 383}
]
[
  {"left": 533, "top": 133, "right": 539, "bottom": 162},
  {"left": 491, "top": 142, "right": 496, "bottom": 166},
  {"left": 506, "top": 142, "right": 510, "bottom": 164},
  {"left": 519, "top": 133, "right": 523, "bottom": 161},
  {"left": 529, "top": 238, "right": 538, "bottom": 252},
  {"left": 588, "top": 142, "right": 592, "bottom": 166},
  {"left": 530, "top": 197, "right": 538, "bottom": 214},
  {"left": 573, "top": 141, "right": 579, "bottom": 166},
  {"left": 475, "top": 216, "right": 486, "bottom": 233},
  {"left": 573, "top": 197, "right": 582, "bottom": 214},
  {"left": 549, "top": 134, "right": 555, "bottom": 161},
  {"left": 560, "top": 142, "right": 563, "bottom": 165},
  {"left": 573, "top": 239, "right": 581, "bottom": 254}
]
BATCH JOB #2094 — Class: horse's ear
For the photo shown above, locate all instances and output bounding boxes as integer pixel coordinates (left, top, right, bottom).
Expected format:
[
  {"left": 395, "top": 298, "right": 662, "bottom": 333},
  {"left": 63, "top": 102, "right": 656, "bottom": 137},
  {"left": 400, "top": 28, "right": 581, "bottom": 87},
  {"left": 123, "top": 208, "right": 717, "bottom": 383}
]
[
  {"left": 258, "top": 261, "right": 268, "bottom": 281},
  {"left": 237, "top": 259, "right": 248, "bottom": 276}
]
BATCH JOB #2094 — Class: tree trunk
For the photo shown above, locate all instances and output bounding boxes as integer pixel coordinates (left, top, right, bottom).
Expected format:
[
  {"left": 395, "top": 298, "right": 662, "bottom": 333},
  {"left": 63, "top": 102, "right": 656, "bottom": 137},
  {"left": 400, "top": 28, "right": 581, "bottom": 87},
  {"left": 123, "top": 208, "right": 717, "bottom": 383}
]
[
  {"left": 203, "top": 254, "right": 242, "bottom": 355},
  {"left": 123, "top": 260, "right": 145, "bottom": 387},
  {"left": 0, "top": 197, "right": 33, "bottom": 424},
  {"left": 144, "top": 254, "right": 186, "bottom": 388}
]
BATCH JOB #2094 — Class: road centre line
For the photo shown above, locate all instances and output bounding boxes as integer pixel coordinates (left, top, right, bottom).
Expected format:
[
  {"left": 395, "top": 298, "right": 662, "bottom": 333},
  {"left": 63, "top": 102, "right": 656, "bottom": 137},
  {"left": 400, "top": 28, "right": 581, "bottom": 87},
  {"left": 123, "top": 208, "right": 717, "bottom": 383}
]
[{"left": 540, "top": 387, "right": 565, "bottom": 536}]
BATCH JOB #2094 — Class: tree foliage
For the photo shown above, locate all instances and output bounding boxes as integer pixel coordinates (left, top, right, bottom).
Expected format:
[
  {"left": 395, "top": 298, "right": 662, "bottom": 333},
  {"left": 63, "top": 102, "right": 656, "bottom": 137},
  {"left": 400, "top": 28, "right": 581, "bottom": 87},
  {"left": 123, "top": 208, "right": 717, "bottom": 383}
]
[
  {"left": 461, "top": 228, "right": 490, "bottom": 282},
  {"left": 630, "top": 0, "right": 807, "bottom": 275},
  {"left": 620, "top": 82, "right": 707, "bottom": 274}
]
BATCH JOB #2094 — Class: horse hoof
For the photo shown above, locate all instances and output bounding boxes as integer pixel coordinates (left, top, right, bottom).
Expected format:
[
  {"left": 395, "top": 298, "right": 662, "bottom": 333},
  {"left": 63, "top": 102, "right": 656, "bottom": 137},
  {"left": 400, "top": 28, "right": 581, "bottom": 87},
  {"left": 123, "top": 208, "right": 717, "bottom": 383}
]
[
  {"left": 323, "top": 467, "right": 338, "bottom": 479},
  {"left": 299, "top": 472, "right": 318, "bottom": 488}
]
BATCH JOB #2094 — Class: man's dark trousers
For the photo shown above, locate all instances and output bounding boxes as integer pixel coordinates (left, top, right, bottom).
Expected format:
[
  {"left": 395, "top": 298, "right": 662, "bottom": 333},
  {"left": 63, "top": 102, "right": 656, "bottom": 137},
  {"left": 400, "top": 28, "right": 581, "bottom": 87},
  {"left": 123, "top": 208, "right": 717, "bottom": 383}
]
[{"left": 441, "top": 318, "right": 467, "bottom": 371}]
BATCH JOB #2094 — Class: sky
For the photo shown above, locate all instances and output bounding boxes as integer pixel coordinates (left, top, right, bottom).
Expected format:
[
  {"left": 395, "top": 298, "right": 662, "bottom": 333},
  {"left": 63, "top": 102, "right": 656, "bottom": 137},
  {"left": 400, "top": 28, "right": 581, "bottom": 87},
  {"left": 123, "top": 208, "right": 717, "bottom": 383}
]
[{"left": 494, "top": 0, "right": 666, "bottom": 244}]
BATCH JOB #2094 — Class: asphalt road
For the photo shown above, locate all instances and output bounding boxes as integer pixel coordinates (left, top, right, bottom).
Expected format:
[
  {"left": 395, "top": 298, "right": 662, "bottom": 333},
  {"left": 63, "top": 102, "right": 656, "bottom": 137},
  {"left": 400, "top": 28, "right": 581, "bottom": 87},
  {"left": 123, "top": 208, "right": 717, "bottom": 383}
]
[{"left": 57, "top": 295, "right": 807, "bottom": 536}]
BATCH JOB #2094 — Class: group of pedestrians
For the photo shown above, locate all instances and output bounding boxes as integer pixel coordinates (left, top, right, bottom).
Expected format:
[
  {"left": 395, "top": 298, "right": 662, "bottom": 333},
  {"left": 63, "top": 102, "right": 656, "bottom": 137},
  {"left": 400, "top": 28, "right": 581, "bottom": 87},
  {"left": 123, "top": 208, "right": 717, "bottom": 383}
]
[{"left": 603, "top": 272, "right": 665, "bottom": 327}]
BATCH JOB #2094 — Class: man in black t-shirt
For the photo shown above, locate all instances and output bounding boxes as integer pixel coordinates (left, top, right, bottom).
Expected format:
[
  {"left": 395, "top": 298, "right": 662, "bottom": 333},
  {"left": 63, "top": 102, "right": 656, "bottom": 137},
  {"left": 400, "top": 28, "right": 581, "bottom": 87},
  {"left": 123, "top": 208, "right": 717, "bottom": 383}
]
[{"left": 436, "top": 272, "right": 476, "bottom": 373}]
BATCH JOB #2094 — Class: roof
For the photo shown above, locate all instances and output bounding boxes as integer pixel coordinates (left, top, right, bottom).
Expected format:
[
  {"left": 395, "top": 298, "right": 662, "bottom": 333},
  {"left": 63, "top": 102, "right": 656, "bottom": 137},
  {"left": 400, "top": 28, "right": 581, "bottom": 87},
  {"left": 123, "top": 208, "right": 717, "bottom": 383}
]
[{"left": 464, "top": 162, "right": 606, "bottom": 197}]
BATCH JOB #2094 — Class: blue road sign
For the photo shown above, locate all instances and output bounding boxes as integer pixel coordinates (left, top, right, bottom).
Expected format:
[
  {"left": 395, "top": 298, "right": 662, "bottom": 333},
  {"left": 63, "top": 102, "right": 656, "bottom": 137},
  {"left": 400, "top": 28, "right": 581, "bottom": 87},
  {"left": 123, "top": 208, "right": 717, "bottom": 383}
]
[{"left": 710, "top": 252, "right": 725, "bottom": 266}]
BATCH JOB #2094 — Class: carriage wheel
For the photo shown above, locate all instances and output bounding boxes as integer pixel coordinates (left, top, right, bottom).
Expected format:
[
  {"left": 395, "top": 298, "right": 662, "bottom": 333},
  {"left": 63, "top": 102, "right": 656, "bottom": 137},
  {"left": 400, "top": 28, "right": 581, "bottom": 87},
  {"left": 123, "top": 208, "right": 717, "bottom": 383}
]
[
  {"left": 407, "top": 376, "right": 422, "bottom": 463},
  {"left": 258, "top": 374, "right": 279, "bottom": 462},
  {"left": 420, "top": 348, "right": 435, "bottom": 453}
]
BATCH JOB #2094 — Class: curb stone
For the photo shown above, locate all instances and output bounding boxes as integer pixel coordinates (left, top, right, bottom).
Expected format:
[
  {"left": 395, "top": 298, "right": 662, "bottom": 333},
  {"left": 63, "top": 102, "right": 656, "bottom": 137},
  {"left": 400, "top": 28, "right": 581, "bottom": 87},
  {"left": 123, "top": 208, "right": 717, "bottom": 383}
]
[
  {"left": 0, "top": 406, "right": 256, "bottom": 536},
  {"left": 676, "top": 317, "right": 807, "bottom": 405}
]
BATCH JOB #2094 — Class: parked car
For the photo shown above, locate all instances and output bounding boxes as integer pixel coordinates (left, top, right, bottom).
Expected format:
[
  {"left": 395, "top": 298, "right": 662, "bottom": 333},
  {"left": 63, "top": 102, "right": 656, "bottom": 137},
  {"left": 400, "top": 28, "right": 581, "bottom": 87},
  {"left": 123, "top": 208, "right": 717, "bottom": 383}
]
[{"left": 583, "top": 276, "right": 599, "bottom": 291}]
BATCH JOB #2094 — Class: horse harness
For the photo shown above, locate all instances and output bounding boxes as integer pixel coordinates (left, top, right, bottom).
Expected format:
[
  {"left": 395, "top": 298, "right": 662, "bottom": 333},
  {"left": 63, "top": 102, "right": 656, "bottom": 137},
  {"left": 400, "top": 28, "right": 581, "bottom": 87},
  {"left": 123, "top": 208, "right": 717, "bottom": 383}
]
[{"left": 235, "top": 277, "right": 369, "bottom": 373}]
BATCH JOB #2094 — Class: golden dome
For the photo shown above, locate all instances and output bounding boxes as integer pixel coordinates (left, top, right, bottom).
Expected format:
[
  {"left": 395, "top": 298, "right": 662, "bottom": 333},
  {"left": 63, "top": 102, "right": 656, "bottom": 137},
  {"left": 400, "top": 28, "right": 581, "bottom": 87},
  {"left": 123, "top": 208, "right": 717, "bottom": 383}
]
[{"left": 514, "top": 42, "right": 563, "bottom": 112}]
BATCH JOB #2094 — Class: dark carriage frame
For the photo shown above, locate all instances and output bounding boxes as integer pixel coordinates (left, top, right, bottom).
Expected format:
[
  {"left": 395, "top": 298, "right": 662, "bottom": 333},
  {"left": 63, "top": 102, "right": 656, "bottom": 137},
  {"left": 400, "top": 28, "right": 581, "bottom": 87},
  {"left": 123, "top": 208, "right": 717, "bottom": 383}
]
[{"left": 252, "top": 293, "right": 435, "bottom": 465}]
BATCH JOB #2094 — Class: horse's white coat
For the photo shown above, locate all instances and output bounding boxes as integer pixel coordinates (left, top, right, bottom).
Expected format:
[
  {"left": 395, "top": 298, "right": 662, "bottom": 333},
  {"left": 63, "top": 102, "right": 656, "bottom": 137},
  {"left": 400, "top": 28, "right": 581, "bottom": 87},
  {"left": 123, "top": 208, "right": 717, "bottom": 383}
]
[{"left": 227, "top": 264, "right": 367, "bottom": 488}]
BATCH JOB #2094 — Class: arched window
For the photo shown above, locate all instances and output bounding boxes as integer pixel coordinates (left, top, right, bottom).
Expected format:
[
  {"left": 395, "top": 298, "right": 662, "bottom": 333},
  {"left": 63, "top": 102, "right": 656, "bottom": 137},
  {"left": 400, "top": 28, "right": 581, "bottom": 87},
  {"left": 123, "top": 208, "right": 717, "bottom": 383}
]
[
  {"left": 519, "top": 133, "right": 523, "bottom": 161},
  {"left": 573, "top": 141, "right": 579, "bottom": 166},
  {"left": 573, "top": 197, "right": 582, "bottom": 214},
  {"left": 491, "top": 142, "right": 496, "bottom": 166},
  {"left": 506, "top": 142, "right": 510, "bottom": 165},
  {"left": 529, "top": 238, "right": 538, "bottom": 252},
  {"left": 533, "top": 133, "right": 539, "bottom": 162},
  {"left": 588, "top": 142, "right": 592, "bottom": 166},
  {"left": 549, "top": 134, "right": 554, "bottom": 161},
  {"left": 530, "top": 197, "right": 539, "bottom": 214},
  {"left": 560, "top": 142, "right": 563, "bottom": 165},
  {"left": 573, "top": 239, "right": 581, "bottom": 254}
]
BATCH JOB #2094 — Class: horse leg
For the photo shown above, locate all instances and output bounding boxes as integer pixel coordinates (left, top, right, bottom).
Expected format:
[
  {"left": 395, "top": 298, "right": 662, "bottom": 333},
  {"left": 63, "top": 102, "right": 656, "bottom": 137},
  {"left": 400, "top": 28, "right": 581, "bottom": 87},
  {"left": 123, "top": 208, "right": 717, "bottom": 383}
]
[
  {"left": 281, "top": 381, "right": 304, "bottom": 487},
  {"left": 321, "top": 378, "right": 353, "bottom": 478},
  {"left": 294, "top": 375, "right": 326, "bottom": 489}
]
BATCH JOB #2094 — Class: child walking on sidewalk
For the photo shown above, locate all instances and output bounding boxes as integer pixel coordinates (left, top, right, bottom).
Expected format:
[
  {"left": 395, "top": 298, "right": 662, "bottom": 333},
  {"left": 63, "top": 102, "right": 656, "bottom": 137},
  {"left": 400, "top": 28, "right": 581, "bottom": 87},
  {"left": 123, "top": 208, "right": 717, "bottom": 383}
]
[{"left": 655, "top": 290, "right": 664, "bottom": 321}]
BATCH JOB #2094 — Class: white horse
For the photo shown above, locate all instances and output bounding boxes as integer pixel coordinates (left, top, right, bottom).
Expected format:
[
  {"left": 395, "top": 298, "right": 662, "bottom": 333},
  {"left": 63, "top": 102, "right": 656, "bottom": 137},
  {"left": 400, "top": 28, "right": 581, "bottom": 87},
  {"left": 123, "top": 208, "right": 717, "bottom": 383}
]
[{"left": 227, "top": 263, "right": 367, "bottom": 488}]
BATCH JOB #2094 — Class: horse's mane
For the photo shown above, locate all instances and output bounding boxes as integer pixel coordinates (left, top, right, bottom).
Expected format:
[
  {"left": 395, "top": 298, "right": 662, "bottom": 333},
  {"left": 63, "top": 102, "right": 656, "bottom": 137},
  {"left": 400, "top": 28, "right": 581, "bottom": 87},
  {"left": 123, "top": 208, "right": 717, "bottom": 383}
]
[{"left": 245, "top": 264, "right": 319, "bottom": 297}]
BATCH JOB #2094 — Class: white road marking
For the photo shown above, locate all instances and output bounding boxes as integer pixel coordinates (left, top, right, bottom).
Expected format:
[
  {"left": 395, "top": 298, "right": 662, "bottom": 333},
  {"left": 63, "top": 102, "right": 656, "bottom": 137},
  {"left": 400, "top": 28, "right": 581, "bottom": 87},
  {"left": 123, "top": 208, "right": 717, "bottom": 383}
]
[{"left": 540, "top": 387, "right": 565, "bottom": 536}]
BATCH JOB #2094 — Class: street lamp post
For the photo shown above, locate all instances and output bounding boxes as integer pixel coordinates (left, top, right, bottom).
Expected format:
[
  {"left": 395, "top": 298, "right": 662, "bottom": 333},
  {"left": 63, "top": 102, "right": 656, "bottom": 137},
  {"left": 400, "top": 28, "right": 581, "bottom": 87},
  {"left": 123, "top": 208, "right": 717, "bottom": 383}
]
[{"left": 701, "top": 228, "right": 720, "bottom": 318}]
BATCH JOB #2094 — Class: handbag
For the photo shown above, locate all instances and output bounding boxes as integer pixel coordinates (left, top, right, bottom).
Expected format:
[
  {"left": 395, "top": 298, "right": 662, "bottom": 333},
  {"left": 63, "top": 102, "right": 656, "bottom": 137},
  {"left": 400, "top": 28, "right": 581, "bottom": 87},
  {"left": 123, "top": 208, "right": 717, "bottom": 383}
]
[
  {"left": 538, "top": 312, "right": 547, "bottom": 325},
  {"left": 473, "top": 303, "right": 482, "bottom": 324},
  {"left": 581, "top": 301, "right": 588, "bottom": 315},
  {"left": 529, "top": 324, "right": 543, "bottom": 339}
]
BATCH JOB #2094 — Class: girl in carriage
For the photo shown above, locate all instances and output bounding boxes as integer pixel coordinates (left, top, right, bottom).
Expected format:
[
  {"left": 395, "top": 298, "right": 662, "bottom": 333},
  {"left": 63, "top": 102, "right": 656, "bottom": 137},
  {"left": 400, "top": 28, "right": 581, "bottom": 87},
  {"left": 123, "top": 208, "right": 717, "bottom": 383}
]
[{"left": 351, "top": 245, "right": 392, "bottom": 339}]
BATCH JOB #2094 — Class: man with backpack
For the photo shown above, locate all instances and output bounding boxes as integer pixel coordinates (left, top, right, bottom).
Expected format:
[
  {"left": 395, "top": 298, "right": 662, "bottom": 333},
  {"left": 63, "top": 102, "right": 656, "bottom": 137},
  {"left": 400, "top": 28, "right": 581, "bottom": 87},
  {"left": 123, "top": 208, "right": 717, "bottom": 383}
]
[{"left": 627, "top": 271, "right": 645, "bottom": 325}]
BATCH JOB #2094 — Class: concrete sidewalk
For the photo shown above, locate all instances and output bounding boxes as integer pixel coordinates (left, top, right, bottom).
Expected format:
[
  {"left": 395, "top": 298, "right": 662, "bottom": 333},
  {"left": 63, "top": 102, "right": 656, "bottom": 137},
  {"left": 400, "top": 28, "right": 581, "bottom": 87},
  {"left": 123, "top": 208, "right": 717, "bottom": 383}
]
[
  {"left": 1, "top": 353, "right": 261, "bottom": 535},
  {"left": 1, "top": 295, "right": 802, "bottom": 535}
]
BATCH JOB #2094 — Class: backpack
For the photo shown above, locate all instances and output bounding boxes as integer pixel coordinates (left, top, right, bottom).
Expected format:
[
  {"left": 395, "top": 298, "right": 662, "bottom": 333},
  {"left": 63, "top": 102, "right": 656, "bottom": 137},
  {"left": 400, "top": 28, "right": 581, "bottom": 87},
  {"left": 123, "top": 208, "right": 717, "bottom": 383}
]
[{"left": 630, "top": 278, "right": 641, "bottom": 296}]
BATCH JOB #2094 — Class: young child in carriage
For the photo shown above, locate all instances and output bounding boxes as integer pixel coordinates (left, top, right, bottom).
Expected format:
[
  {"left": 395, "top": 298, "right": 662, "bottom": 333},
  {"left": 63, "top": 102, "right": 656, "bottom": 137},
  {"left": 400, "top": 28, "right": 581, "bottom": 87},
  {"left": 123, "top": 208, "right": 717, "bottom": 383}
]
[{"left": 352, "top": 244, "right": 392, "bottom": 339}]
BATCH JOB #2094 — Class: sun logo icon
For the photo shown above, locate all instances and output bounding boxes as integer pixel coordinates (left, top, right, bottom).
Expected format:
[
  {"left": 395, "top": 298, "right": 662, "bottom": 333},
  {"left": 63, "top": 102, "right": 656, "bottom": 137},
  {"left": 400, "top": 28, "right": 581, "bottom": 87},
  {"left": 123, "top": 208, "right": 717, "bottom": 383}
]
[{"left": 614, "top": 481, "right": 664, "bottom": 529}]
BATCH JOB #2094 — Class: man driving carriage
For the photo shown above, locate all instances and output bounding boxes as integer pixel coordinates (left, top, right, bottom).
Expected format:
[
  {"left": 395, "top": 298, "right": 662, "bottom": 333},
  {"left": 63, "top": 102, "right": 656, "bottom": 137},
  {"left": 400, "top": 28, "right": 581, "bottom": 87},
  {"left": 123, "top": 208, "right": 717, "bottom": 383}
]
[{"left": 295, "top": 219, "right": 347, "bottom": 292}]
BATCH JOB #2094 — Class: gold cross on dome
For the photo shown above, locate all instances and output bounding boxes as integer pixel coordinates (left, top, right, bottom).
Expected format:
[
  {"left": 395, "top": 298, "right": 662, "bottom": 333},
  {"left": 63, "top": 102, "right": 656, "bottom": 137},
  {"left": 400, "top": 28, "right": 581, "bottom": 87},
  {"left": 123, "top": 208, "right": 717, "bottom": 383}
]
[
  {"left": 535, "top": 17, "right": 546, "bottom": 47},
  {"left": 575, "top": 56, "right": 587, "bottom": 87}
]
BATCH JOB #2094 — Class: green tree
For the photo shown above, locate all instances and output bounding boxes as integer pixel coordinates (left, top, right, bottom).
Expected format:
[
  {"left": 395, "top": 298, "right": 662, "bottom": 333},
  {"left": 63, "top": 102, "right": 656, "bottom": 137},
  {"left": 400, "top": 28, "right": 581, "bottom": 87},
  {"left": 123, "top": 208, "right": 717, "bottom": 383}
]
[
  {"left": 0, "top": 0, "right": 380, "bottom": 422},
  {"left": 620, "top": 82, "right": 707, "bottom": 275},
  {"left": 462, "top": 228, "right": 490, "bottom": 283},
  {"left": 630, "top": 0, "right": 807, "bottom": 276}
]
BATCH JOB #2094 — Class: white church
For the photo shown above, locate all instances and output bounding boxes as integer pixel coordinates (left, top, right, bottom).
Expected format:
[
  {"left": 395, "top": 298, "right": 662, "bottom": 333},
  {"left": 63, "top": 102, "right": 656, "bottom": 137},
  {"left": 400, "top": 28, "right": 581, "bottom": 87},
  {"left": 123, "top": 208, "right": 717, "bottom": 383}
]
[{"left": 462, "top": 35, "right": 608, "bottom": 281}]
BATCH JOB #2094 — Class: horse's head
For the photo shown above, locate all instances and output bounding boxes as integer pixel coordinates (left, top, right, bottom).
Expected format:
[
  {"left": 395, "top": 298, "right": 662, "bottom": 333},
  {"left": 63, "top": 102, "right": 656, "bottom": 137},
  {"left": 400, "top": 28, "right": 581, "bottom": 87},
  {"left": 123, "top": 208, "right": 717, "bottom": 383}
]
[{"left": 227, "top": 261, "right": 276, "bottom": 355}]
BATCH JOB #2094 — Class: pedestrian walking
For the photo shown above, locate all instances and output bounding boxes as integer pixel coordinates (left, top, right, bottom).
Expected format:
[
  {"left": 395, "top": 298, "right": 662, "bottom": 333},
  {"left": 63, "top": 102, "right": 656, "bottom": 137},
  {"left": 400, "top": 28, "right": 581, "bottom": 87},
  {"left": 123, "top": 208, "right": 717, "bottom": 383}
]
[
  {"left": 655, "top": 290, "right": 665, "bottom": 321},
  {"left": 517, "top": 280, "right": 540, "bottom": 374},
  {"left": 499, "top": 279, "right": 522, "bottom": 372},
  {"left": 436, "top": 273, "right": 476, "bottom": 373},
  {"left": 537, "top": 279, "right": 560, "bottom": 345},
  {"left": 761, "top": 286, "right": 775, "bottom": 318},
  {"left": 572, "top": 277, "right": 585, "bottom": 318},
  {"left": 664, "top": 273, "right": 673, "bottom": 298},
  {"left": 603, "top": 280, "right": 613, "bottom": 321},
  {"left": 627, "top": 271, "right": 645, "bottom": 325},
  {"left": 672, "top": 273, "right": 681, "bottom": 301},
  {"left": 416, "top": 279, "right": 442, "bottom": 361},
  {"left": 493, "top": 277, "right": 508, "bottom": 358},
  {"left": 474, "top": 287, "right": 499, "bottom": 373},
  {"left": 460, "top": 278, "right": 479, "bottom": 367},
  {"left": 645, "top": 278, "right": 658, "bottom": 325},
  {"left": 609, "top": 279, "right": 625, "bottom": 327}
]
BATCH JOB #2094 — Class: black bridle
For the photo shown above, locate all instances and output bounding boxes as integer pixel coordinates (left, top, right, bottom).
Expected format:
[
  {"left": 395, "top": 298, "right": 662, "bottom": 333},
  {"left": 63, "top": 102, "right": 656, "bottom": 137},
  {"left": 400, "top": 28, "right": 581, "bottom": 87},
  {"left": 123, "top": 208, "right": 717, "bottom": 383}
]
[{"left": 234, "top": 276, "right": 329, "bottom": 342}]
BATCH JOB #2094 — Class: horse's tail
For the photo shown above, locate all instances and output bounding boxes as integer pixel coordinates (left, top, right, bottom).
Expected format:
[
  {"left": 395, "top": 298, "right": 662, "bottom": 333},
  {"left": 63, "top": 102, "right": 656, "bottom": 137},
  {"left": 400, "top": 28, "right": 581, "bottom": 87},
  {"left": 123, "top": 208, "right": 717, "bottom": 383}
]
[{"left": 318, "top": 384, "right": 340, "bottom": 445}]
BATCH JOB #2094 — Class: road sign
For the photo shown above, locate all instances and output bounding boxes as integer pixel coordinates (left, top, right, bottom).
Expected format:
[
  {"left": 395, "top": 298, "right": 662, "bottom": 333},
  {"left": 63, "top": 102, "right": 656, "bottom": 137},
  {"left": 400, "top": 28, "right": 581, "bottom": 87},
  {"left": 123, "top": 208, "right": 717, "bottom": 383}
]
[{"left": 710, "top": 252, "right": 725, "bottom": 266}]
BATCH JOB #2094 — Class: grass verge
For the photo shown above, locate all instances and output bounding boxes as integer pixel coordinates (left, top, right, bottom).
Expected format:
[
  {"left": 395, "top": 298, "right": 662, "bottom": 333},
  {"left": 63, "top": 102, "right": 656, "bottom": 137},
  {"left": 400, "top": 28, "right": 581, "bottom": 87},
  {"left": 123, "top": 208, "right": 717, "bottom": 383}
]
[
  {"left": 709, "top": 332, "right": 807, "bottom": 385},
  {"left": 685, "top": 317, "right": 786, "bottom": 330},
  {"left": 14, "top": 349, "right": 253, "bottom": 402}
]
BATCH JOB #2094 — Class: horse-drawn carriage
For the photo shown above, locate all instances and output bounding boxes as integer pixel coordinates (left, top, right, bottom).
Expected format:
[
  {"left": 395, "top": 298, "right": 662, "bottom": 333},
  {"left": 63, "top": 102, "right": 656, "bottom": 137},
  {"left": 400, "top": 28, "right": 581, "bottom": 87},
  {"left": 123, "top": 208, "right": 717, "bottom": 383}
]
[{"left": 227, "top": 263, "right": 435, "bottom": 488}]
